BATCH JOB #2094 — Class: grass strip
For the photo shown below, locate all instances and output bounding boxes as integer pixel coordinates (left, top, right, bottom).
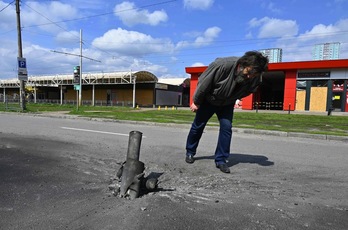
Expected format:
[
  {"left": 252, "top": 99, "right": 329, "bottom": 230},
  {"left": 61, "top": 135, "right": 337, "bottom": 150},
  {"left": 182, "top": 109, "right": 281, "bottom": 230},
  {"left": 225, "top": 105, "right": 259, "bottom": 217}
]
[{"left": 1, "top": 103, "right": 347, "bottom": 136}]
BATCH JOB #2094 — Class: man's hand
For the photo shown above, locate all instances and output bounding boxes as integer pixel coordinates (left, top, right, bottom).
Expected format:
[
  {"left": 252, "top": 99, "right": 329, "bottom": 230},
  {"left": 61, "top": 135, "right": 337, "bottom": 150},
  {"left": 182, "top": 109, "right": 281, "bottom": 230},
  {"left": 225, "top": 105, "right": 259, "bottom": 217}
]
[{"left": 190, "top": 102, "right": 199, "bottom": 112}]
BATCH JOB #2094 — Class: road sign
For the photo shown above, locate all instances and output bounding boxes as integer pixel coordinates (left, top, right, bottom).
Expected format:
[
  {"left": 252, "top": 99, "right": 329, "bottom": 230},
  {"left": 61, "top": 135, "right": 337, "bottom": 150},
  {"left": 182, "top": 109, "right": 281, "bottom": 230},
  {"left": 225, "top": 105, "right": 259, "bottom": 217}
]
[
  {"left": 74, "top": 85, "right": 80, "bottom": 91},
  {"left": 17, "top": 57, "right": 28, "bottom": 81}
]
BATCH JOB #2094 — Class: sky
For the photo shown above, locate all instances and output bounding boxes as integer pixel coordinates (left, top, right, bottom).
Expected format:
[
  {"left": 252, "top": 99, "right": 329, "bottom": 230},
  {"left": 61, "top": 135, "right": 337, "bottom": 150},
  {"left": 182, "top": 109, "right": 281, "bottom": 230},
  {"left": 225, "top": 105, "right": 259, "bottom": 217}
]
[{"left": 0, "top": 0, "right": 347, "bottom": 80}]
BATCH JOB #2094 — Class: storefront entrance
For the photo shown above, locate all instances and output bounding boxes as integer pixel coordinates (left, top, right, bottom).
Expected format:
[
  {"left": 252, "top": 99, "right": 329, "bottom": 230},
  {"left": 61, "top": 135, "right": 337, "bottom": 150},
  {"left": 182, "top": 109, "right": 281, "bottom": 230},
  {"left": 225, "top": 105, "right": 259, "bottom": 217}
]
[
  {"left": 332, "top": 80, "right": 347, "bottom": 112},
  {"left": 256, "top": 71, "right": 285, "bottom": 110}
]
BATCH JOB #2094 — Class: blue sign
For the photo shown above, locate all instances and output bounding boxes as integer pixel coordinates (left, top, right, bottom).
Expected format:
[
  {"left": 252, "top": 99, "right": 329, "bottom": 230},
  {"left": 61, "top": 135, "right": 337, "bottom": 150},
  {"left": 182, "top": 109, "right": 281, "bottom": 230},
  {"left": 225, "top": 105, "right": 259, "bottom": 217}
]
[
  {"left": 17, "top": 57, "right": 28, "bottom": 80},
  {"left": 18, "top": 59, "right": 26, "bottom": 68}
]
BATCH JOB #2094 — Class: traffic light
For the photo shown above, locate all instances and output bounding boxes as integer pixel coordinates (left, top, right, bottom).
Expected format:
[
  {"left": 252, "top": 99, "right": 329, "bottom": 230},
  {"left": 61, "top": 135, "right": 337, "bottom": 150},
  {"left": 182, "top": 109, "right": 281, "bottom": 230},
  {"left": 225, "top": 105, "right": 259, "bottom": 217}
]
[{"left": 73, "top": 66, "right": 80, "bottom": 84}]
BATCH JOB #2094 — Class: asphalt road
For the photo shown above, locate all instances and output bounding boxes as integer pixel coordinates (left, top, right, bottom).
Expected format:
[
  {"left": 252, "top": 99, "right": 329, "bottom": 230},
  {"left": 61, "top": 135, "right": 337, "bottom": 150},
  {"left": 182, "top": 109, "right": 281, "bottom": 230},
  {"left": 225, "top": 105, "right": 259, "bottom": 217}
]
[{"left": 0, "top": 113, "right": 347, "bottom": 230}]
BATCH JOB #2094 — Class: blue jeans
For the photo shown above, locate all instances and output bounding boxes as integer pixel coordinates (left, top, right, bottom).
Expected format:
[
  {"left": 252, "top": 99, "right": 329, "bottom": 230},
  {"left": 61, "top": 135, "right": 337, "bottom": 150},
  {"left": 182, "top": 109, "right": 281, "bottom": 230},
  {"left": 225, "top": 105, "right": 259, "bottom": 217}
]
[{"left": 186, "top": 102, "right": 234, "bottom": 165}]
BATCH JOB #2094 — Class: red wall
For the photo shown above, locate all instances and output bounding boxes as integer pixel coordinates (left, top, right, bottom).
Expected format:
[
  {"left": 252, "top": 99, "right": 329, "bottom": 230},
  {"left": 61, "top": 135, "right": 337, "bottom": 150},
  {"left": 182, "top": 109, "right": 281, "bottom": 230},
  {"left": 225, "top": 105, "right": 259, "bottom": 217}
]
[
  {"left": 283, "top": 70, "right": 297, "bottom": 111},
  {"left": 185, "top": 66, "right": 206, "bottom": 105},
  {"left": 189, "top": 74, "right": 199, "bottom": 105},
  {"left": 241, "top": 94, "right": 254, "bottom": 110}
]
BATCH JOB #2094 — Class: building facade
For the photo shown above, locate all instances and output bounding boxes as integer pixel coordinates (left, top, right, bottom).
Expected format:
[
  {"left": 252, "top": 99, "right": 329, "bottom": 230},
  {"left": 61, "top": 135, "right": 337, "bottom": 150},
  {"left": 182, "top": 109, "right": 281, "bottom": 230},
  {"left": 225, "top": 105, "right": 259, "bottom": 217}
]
[
  {"left": 312, "top": 42, "right": 340, "bottom": 60},
  {"left": 0, "top": 71, "right": 189, "bottom": 107},
  {"left": 259, "top": 48, "right": 283, "bottom": 63},
  {"left": 186, "top": 59, "right": 348, "bottom": 113}
]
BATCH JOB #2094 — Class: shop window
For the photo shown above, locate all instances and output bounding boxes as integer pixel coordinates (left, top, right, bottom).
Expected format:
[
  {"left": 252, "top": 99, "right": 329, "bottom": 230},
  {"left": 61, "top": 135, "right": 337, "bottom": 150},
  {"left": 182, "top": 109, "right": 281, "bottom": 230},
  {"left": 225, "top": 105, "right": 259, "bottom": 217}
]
[
  {"left": 312, "top": 80, "right": 328, "bottom": 87},
  {"left": 296, "top": 81, "right": 306, "bottom": 90},
  {"left": 333, "top": 80, "right": 344, "bottom": 92}
]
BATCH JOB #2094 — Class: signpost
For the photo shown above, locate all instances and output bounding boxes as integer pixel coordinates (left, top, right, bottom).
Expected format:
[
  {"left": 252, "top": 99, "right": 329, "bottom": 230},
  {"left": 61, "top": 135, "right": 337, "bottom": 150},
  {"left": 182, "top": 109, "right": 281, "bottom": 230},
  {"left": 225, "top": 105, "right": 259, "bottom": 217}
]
[
  {"left": 74, "top": 84, "right": 80, "bottom": 110},
  {"left": 17, "top": 57, "right": 28, "bottom": 81}
]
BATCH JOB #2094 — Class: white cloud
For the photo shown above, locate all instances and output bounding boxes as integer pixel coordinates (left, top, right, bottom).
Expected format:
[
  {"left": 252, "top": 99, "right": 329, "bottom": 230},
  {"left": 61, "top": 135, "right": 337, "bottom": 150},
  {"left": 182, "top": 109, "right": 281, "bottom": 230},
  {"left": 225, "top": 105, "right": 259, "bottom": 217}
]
[
  {"left": 298, "top": 19, "right": 348, "bottom": 43},
  {"left": 114, "top": 1, "right": 168, "bottom": 27},
  {"left": 0, "top": 40, "right": 18, "bottom": 78},
  {"left": 191, "top": 62, "right": 205, "bottom": 67},
  {"left": 261, "top": 2, "right": 281, "bottom": 14},
  {"left": 55, "top": 31, "right": 80, "bottom": 45},
  {"left": 92, "top": 28, "right": 175, "bottom": 57},
  {"left": 195, "top": 26, "right": 221, "bottom": 44},
  {"left": 0, "top": 1, "right": 16, "bottom": 30},
  {"left": 176, "top": 26, "right": 221, "bottom": 49},
  {"left": 21, "top": 1, "right": 78, "bottom": 33},
  {"left": 245, "top": 16, "right": 348, "bottom": 61},
  {"left": 274, "top": 19, "right": 348, "bottom": 61},
  {"left": 249, "top": 17, "right": 298, "bottom": 38},
  {"left": 184, "top": 0, "right": 214, "bottom": 10},
  {"left": 134, "top": 60, "right": 168, "bottom": 75}
]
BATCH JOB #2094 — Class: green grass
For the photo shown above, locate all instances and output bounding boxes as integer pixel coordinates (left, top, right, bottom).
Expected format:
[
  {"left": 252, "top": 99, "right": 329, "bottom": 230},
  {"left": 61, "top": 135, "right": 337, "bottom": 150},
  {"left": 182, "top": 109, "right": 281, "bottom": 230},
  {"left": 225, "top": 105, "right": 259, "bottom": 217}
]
[
  {"left": 233, "top": 112, "right": 348, "bottom": 136},
  {"left": 0, "top": 103, "right": 73, "bottom": 112},
  {"left": 0, "top": 103, "right": 22, "bottom": 112},
  {"left": 1, "top": 103, "right": 348, "bottom": 136}
]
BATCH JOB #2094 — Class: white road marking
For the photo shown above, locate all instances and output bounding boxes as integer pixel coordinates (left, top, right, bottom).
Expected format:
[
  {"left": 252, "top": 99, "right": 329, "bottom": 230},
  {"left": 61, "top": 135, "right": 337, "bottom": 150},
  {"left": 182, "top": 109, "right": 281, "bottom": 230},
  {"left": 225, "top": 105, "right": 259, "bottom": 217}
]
[{"left": 61, "top": 127, "right": 146, "bottom": 138}]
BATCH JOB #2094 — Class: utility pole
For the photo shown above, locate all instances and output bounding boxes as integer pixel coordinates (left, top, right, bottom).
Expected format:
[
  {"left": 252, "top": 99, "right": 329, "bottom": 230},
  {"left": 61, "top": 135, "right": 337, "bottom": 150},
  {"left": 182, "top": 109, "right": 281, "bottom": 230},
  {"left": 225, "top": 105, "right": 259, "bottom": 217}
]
[
  {"left": 16, "top": 0, "right": 26, "bottom": 111},
  {"left": 51, "top": 29, "right": 100, "bottom": 109},
  {"left": 132, "top": 72, "right": 136, "bottom": 108},
  {"left": 79, "top": 29, "right": 83, "bottom": 106}
]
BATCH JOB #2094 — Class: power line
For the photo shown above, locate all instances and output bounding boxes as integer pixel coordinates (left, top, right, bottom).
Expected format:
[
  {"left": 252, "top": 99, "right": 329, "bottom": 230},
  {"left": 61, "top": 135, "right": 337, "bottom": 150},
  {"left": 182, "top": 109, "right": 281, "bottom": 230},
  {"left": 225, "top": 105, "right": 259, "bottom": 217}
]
[
  {"left": 0, "top": 0, "right": 15, "bottom": 13},
  {"left": 16, "top": 0, "right": 348, "bottom": 59},
  {"left": 0, "top": 28, "right": 17, "bottom": 36},
  {"left": 20, "top": 0, "right": 180, "bottom": 64},
  {"left": 51, "top": 50, "right": 101, "bottom": 62},
  {"left": 5, "top": 0, "right": 347, "bottom": 75},
  {"left": 22, "top": 2, "right": 78, "bottom": 39},
  {"left": 21, "top": 1, "right": 121, "bottom": 65},
  {"left": 21, "top": 0, "right": 177, "bottom": 29}
]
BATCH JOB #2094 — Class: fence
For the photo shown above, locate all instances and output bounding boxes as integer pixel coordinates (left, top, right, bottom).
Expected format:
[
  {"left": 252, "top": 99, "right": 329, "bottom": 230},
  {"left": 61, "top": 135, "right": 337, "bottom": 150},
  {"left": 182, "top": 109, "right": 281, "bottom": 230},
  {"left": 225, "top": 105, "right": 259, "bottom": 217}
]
[
  {"left": 31, "top": 99, "right": 134, "bottom": 107},
  {"left": 0, "top": 97, "right": 134, "bottom": 108},
  {"left": 0, "top": 98, "right": 21, "bottom": 112},
  {"left": 253, "top": 101, "right": 283, "bottom": 110}
]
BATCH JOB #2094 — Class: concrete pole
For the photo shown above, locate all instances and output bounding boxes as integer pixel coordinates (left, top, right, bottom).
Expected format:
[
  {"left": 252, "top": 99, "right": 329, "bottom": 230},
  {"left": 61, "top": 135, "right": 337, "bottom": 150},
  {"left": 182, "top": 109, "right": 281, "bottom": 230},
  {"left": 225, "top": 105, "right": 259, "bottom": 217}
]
[
  {"left": 34, "top": 84, "right": 36, "bottom": 103},
  {"left": 132, "top": 73, "right": 136, "bottom": 108},
  {"left": 92, "top": 84, "right": 95, "bottom": 106},
  {"left": 60, "top": 85, "right": 63, "bottom": 105},
  {"left": 16, "top": 0, "right": 26, "bottom": 111},
  {"left": 78, "top": 29, "right": 83, "bottom": 106}
]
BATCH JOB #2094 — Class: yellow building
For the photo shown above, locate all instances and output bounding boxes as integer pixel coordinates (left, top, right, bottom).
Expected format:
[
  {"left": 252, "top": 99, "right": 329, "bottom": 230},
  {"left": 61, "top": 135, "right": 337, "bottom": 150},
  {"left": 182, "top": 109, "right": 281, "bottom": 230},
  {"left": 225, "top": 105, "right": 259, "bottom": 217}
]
[{"left": 0, "top": 71, "right": 190, "bottom": 107}]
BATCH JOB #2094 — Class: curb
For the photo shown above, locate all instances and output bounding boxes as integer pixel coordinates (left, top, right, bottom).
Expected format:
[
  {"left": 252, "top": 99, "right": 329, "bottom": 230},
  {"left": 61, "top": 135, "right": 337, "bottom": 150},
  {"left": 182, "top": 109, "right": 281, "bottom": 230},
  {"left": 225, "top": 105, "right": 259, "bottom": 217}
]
[{"left": 233, "top": 128, "right": 348, "bottom": 142}]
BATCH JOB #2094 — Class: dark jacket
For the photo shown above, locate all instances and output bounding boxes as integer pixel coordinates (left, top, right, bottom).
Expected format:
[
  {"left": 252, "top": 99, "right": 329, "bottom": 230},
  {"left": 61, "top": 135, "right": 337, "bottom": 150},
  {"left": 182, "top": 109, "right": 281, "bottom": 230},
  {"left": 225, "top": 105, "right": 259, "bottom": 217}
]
[{"left": 193, "top": 56, "right": 262, "bottom": 106}]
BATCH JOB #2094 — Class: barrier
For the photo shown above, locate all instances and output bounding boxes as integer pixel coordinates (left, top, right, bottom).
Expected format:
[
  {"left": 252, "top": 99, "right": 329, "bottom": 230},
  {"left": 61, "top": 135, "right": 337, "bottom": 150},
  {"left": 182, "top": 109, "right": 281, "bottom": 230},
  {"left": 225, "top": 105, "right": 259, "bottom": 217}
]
[{"left": 253, "top": 101, "right": 283, "bottom": 110}]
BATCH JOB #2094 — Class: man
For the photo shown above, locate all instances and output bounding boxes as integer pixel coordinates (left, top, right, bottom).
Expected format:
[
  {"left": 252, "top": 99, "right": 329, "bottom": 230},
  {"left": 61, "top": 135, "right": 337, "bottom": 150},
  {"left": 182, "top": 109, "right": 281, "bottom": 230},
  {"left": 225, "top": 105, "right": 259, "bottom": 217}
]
[{"left": 185, "top": 51, "right": 269, "bottom": 173}]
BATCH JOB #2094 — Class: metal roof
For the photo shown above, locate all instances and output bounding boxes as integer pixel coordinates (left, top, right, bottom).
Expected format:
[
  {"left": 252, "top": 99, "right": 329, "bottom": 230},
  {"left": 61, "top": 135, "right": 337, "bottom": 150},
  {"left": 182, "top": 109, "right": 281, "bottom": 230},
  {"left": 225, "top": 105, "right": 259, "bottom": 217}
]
[
  {"left": 157, "top": 78, "right": 190, "bottom": 86},
  {"left": 0, "top": 71, "right": 158, "bottom": 87}
]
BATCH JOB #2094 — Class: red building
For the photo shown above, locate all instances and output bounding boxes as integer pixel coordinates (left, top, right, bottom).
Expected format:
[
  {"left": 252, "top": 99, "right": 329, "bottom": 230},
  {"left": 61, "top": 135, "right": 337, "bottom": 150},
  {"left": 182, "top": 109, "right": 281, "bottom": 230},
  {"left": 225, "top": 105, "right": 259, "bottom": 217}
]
[{"left": 186, "top": 59, "right": 348, "bottom": 112}]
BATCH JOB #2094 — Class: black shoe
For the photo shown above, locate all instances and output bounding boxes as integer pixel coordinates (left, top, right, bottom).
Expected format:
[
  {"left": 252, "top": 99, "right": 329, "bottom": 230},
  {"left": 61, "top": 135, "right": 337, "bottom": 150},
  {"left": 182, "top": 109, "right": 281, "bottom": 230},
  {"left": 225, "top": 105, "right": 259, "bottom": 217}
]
[
  {"left": 216, "top": 163, "right": 230, "bottom": 173},
  {"left": 185, "top": 155, "right": 195, "bottom": 164}
]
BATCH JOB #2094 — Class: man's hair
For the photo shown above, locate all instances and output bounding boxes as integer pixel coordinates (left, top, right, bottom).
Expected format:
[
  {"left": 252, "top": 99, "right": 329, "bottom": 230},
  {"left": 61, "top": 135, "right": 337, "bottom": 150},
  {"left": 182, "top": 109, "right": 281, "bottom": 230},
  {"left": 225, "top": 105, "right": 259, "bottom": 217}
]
[{"left": 238, "top": 51, "right": 269, "bottom": 73}]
